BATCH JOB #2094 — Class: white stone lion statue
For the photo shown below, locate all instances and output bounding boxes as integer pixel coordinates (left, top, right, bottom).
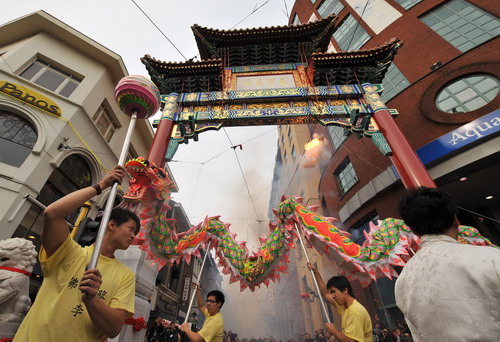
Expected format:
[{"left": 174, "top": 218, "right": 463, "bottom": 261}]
[{"left": 0, "top": 238, "right": 37, "bottom": 323}]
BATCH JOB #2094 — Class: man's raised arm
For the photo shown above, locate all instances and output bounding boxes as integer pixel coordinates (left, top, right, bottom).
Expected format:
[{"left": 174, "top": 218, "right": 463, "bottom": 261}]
[
  {"left": 195, "top": 283, "right": 207, "bottom": 314},
  {"left": 307, "top": 263, "right": 334, "bottom": 305},
  {"left": 41, "top": 166, "right": 126, "bottom": 257}
]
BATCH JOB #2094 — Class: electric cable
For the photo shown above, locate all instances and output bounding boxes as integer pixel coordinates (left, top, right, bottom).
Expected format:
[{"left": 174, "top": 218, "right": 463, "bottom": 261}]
[
  {"left": 170, "top": 127, "right": 277, "bottom": 165},
  {"left": 186, "top": 164, "right": 204, "bottom": 216},
  {"left": 222, "top": 127, "right": 263, "bottom": 223},
  {"left": 345, "top": 0, "right": 371, "bottom": 52},
  {"left": 458, "top": 206, "right": 500, "bottom": 225},
  {"left": 130, "top": 0, "right": 188, "bottom": 61},
  {"left": 231, "top": 0, "right": 271, "bottom": 29}
]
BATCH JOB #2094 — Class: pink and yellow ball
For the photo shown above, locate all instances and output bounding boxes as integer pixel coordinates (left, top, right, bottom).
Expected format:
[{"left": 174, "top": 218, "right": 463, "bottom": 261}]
[{"left": 114, "top": 75, "right": 161, "bottom": 119}]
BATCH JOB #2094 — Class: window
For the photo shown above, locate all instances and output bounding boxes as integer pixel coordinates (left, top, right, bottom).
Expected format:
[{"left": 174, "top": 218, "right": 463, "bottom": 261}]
[
  {"left": 333, "top": 15, "right": 371, "bottom": 51},
  {"left": 288, "top": 126, "right": 293, "bottom": 139},
  {"left": 37, "top": 155, "right": 92, "bottom": 209},
  {"left": 436, "top": 74, "right": 499, "bottom": 113},
  {"left": 394, "top": 0, "right": 422, "bottom": 10},
  {"left": 381, "top": 63, "right": 411, "bottom": 102},
  {"left": 0, "top": 110, "right": 37, "bottom": 167},
  {"left": 334, "top": 158, "right": 358, "bottom": 196},
  {"left": 327, "top": 125, "right": 347, "bottom": 150},
  {"left": 350, "top": 213, "right": 379, "bottom": 244},
  {"left": 58, "top": 155, "right": 92, "bottom": 189},
  {"left": 291, "top": 145, "right": 296, "bottom": 159},
  {"left": 317, "top": 0, "right": 345, "bottom": 18},
  {"left": 93, "top": 104, "right": 116, "bottom": 142},
  {"left": 421, "top": 0, "right": 500, "bottom": 52},
  {"left": 19, "top": 59, "right": 81, "bottom": 97},
  {"left": 292, "top": 14, "right": 301, "bottom": 25}
]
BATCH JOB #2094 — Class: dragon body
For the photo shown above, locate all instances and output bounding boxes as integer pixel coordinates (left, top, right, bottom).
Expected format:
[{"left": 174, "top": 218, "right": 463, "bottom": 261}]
[{"left": 121, "top": 158, "right": 497, "bottom": 290}]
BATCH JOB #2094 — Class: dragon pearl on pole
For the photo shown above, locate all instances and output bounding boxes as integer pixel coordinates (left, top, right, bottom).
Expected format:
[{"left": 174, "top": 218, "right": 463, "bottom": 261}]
[{"left": 89, "top": 75, "right": 161, "bottom": 269}]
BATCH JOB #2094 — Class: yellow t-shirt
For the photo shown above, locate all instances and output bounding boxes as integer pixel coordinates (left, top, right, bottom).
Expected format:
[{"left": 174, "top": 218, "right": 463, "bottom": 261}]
[
  {"left": 14, "top": 235, "right": 135, "bottom": 342},
  {"left": 198, "top": 309, "right": 224, "bottom": 342},
  {"left": 336, "top": 300, "right": 373, "bottom": 342}
]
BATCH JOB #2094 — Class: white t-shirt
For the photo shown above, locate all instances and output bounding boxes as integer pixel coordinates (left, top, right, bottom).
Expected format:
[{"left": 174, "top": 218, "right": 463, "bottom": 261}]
[{"left": 395, "top": 234, "right": 500, "bottom": 342}]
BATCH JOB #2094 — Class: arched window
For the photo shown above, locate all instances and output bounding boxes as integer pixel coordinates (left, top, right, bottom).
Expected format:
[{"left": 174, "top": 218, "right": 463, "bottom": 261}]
[
  {"left": 59, "top": 154, "right": 92, "bottom": 189},
  {"left": 0, "top": 110, "right": 38, "bottom": 166},
  {"left": 436, "top": 74, "right": 499, "bottom": 113},
  {"left": 37, "top": 154, "right": 92, "bottom": 208}
]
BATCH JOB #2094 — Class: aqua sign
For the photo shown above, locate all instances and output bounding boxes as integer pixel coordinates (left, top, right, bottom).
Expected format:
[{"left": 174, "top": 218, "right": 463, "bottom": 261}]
[{"left": 417, "top": 109, "right": 500, "bottom": 165}]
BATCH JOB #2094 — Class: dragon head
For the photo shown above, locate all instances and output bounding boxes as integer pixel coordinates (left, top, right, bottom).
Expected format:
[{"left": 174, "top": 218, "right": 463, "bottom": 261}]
[
  {"left": 0, "top": 238, "right": 37, "bottom": 272},
  {"left": 124, "top": 157, "right": 174, "bottom": 202}
]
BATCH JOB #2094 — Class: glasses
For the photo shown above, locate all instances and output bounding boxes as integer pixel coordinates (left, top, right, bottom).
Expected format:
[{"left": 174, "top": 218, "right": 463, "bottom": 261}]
[{"left": 206, "top": 299, "right": 218, "bottom": 303}]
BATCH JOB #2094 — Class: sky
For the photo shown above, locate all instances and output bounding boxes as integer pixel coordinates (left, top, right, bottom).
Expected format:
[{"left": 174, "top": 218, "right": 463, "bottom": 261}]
[{"left": 0, "top": 0, "right": 298, "bottom": 337}]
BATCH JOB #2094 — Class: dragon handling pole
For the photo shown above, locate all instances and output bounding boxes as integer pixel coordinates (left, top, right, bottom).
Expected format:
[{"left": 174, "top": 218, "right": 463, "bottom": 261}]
[
  {"left": 89, "top": 112, "right": 138, "bottom": 269},
  {"left": 184, "top": 241, "right": 213, "bottom": 324},
  {"left": 294, "top": 223, "right": 332, "bottom": 324}
]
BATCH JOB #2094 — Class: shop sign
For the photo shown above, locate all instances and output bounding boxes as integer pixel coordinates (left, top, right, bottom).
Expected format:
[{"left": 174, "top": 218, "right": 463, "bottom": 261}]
[
  {"left": 417, "top": 109, "right": 500, "bottom": 165},
  {"left": 0, "top": 81, "right": 62, "bottom": 116},
  {"left": 182, "top": 277, "right": 191, "bottom": 302}
]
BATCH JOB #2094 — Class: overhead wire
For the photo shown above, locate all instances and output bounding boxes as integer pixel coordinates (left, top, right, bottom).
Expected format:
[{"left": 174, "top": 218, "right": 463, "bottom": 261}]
[
  {"left": 282, "top": 0, "right": 290, "bottom": 19},
  {"left": 186, "top": 164, "right": 204, "bottom": 216},
  {"left": 130, "top": 0, "right": 188, "bottom": 61},
  {"left": 222, "top": 127, "right": 263, "bottom": 223},
  {"left": 458, "top": 206, "right": 500, "bottom": 225},
  {"left": 231, "top": 0, "right": 271, "bottom": 29},
  {"left": 169, "top": 124, "right": 276, "bottom": 166},
  {"left": 345, "top": 0, "right": 371, "bottom": 55}
]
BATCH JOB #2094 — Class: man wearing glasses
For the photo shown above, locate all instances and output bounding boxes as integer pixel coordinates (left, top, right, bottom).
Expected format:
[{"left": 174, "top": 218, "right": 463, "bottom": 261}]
[{"left": 180, "top": 284, "right": 225, "bottom": 342}]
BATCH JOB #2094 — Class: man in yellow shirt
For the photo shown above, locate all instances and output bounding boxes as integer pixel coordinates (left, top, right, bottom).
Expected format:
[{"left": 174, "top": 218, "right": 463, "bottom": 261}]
[
  {"left": 180, "top": 285, "right": 225, "bottom": 342},
  {"left": 14, "top": 166, "right": 139, "bottom": 341},
  {"left": 310, "top": 265, "right": 372, "bottom": 342}
]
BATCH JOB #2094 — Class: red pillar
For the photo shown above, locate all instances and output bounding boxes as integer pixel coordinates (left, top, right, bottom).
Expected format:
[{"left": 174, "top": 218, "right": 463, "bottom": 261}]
[
  {"left": 147, "top": 93, "right": 179, "bottom": 166},
  {"left": 362, "top": 84, "right": 436, "bottom": 189}
]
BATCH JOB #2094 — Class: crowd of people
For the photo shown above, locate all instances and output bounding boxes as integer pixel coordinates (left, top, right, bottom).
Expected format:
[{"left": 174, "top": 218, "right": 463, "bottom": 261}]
[
  {"left": 296, "top": 316, "right": 414, "bottom": 342},
  {"left": 147, "top": 319, "right": 181, "bottom": 342},
  {"left": 372, "top": 322, "right": 413, "bottom": 342},
  {"left": 222, "top": 324, "right": 414, "bottom": 342}
]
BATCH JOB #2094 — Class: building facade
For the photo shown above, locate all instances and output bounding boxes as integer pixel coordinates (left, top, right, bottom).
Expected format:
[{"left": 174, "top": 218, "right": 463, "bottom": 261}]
[
  {"left": 0, "top": 10, "right": 156, "bottom": 293},
  {"left": 288, "top": 0, "right": 500, "bottom": 330}
]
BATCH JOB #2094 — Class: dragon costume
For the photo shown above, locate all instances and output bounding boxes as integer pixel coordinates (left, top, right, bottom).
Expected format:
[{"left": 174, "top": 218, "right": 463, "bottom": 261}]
[{"left": 120, "top": 158, "right": 497, "bottom": 290}]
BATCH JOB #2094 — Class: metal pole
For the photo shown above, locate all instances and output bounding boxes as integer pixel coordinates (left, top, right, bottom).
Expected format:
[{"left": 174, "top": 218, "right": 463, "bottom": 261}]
[
  {"left": 89, "top": 112, "right": 138, "bottom": 269},
  {"left": 294, "top": 223, "right": 332, "bottom": 323},
  {"left": 184, "top": 241, "right": 212, "bottom": 324}
]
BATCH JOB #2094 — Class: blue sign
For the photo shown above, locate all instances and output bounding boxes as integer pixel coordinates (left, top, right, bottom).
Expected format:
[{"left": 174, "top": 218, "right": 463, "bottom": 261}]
[{"left": 416, "top": 109, "right": 500, "bottom": 165}]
